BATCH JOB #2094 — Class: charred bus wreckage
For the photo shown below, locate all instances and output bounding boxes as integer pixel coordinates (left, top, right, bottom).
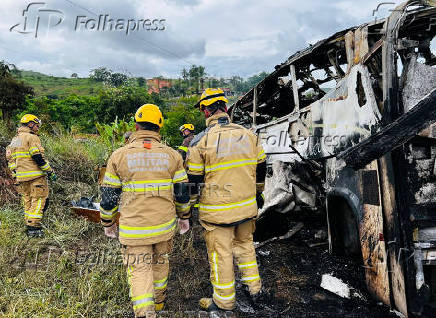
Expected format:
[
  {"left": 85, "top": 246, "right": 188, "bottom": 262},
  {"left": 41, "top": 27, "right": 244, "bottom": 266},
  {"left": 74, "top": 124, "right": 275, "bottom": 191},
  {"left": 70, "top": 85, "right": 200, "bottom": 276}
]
[{"left": 230, "top": 1, "right": 436, "bottom": 316}]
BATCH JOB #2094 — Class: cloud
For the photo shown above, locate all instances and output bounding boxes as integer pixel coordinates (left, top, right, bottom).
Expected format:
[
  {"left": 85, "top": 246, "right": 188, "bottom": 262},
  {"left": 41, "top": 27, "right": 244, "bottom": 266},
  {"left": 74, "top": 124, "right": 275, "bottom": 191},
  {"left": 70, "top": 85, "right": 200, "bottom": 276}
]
[
  {"left": 164, "top": 0, "right": 200, "bottom": 7},
  {"left": 0, "top": 0, "right": 405, "bottom": 78}
]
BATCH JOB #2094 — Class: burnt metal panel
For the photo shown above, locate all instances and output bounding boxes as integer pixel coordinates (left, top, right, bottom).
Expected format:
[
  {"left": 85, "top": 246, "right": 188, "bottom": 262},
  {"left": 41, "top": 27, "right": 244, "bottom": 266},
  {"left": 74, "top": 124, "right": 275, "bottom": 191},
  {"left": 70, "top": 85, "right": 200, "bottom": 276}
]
[
  {"left": 338, "top": 89, "right": 436, "bottom": 169},
  {"left": 362, "top": 170, "right": 381, "bottom": 206}
]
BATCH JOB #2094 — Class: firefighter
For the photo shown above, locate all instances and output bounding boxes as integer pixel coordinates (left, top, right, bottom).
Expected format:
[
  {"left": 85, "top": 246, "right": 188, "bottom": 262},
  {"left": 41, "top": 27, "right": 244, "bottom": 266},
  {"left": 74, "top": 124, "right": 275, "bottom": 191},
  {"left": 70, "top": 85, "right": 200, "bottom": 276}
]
[
  {"left": 99, "top": 104, "right": 191, "bottom": 318},
  {"left": 6, "top": 114, "right": 56, "bottom": 238},
  {"left": 177, "top": 124, "right": 195, "bottom": 162},
  {"left": 177, "top": 124, "right": 199, "bottom": 216},
  {"left": 182, "top": 88, "right": 267, "bottom": 312}
]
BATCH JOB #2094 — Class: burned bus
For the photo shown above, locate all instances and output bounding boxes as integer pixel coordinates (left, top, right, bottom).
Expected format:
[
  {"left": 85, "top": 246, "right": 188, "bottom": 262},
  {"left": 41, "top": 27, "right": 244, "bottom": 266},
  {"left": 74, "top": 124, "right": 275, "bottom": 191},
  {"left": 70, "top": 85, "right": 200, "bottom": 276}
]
[{"left": 230, "top": 1, "right": 436, "bottom": 316}]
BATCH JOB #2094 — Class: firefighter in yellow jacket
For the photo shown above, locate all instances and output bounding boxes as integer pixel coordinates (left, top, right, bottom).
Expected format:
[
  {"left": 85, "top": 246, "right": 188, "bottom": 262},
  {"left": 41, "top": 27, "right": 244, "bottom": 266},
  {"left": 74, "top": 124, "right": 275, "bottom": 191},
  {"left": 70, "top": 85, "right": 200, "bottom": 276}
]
[
  {"left": 99, "top": 104, "right": 190, "bottom": 318},
  {"left": 183, "top": 88, "right": 267, "bottom": 312},
  {"left": 177, "top": 124, "right": 195, "bottom": 162},
  {"left": 6, "top": 114, "right": 56, "bottom": 238}
]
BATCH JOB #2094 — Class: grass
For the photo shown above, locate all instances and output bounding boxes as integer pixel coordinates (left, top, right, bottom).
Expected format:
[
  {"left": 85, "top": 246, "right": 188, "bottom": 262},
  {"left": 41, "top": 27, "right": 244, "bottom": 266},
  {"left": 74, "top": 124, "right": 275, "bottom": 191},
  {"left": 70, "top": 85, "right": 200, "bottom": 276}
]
[
  {"left": 41, "top": 134, "right": 108, "bottom": 184},
  {"left": 0, "top": 132, "right": 209, "bottom": 317},
  {"left": 0, "top": 133, "right": 131, "bottom": 317},
  {"left": 0, "top": 121, "right": 14, "bottom": 142},
  {"left": 0, "top": 199, "right": 209, "bottom": 317},
  {"left": 18, "top": 71, "right": 105, "bottom": 98},
  {"left": 0, "top": 202, "right": 131, "bottom": 317}
]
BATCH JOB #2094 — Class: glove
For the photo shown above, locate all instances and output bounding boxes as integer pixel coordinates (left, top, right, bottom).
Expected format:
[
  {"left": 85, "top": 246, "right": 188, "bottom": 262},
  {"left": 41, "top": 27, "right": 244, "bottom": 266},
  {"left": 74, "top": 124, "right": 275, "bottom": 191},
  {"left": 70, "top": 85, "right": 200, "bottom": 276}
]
[
  {"left": 104, "top": 223, "right": 118, "bottom": 238},
  {"left": 47, "top": 171, "right": 57, "bottom": 182},
  {"left": 178, "top": 218, "right": 190, "bottom": 235},
  {"left": 256, "top": 192, "right": 265, "bottom": 209}
]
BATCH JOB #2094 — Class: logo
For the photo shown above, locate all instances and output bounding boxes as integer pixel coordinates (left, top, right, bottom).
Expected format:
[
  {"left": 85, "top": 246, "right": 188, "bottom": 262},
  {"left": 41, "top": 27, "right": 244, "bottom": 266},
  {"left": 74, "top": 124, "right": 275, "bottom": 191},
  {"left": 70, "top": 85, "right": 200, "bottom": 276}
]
[
  {"left": 10, "top": 2, "right": 166, "bottom": 38},
  {"left": 10, "top": 2, "right": 64, "bottom": 38}
]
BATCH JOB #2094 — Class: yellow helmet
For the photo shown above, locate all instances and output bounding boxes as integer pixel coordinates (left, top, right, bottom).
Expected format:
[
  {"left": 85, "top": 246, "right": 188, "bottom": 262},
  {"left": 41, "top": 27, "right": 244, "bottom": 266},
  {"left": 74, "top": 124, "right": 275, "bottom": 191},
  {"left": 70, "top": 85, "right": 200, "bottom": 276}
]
[
  {"left": 135, "top": 104, "right": 164, "bottom": 128},
  {"left": 198, "top": 88, "right": 228, "bottom": 111},
  {"left": 179, "top": 124, "right": 194, "bottom": 133},
  {"left": 20, "top": 114, "right": 41, "bottom": 125}
]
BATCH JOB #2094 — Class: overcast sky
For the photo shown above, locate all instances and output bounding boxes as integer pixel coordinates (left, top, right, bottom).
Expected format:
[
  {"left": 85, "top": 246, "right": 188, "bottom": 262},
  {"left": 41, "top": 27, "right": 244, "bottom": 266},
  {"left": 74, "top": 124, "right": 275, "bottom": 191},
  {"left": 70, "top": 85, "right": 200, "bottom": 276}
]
[{"left": 0, "top": 0, "right": 406, "bottom": 79}]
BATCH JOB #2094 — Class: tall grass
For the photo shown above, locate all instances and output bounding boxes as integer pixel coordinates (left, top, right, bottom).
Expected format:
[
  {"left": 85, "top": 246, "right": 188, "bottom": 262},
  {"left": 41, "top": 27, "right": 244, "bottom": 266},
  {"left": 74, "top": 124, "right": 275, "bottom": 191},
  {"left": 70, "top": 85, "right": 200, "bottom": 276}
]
[
  {"left": 0, "top": 131, "right": 210, "bottom": 318},
  {"left": 0, "top": 121, "right": 14, "bottom": 141},
  {"left": 0, "top": 132, "right": 133, "bottom": 317},
  {"left": 42, "top": 133, "right": 107, "bottom": 184}
]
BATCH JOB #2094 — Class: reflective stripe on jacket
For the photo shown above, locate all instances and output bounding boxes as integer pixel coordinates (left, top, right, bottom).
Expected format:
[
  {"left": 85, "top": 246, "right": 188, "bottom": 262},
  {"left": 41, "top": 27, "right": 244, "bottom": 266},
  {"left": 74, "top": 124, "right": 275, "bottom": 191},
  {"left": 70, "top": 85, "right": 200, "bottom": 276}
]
[
  {"left": 187, "top": 113, "right": 266, "bottom": 225},
  {"left": 6, "top": 126, "right": 52, "bottom": 182},
  {"left": 177, "top": 133, "right": 195, "bottom": 165},
  {"left": 101, "top": 130, "right": 188, "bottom": 246}
]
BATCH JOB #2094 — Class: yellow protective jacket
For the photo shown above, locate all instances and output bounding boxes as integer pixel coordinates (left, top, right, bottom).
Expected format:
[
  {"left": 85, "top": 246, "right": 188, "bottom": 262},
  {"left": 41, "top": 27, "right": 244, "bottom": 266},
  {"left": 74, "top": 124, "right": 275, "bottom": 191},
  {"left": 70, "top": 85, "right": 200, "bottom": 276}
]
[
  {"left": 6, "top": 126, "right": 52, "bottom": 182},
  {"left": 186, "top": 113, "right": 266, "bottom": 225},
  {"left": 100, "top": 130, "right": 189, "bottom": 246},
  {"left": 177, "top": 133, "right": 195, "bottom": 166}
]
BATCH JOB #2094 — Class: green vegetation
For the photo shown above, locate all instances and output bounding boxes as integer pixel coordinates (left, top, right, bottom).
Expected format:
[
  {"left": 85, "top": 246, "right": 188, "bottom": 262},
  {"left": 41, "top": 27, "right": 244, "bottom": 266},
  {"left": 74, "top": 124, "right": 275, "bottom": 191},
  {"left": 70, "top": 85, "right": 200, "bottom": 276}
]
[
  {"left": 161, "top": 96, "right": 205, "bottom": 147},
  {"left": 20, "top": 86, "right": 162, "bottom": 133},
  {"left": 0, "top": 60, "right": 271, "bottom": 317},
  {"left": 0, "top": 62, "right": 34, "bottom": 129},
  {"left": 16, "top": 67, "right": 269, "bottom": 102},
  {"left": 0, "top": 133, "right": 125, "bottom": 317},
  {"left": 2, "top": 62, "right": 268, "bottom": 144},
  {"left": 0, "top": 131, "right": 206, "bottom": 317},
  {"left": 95, "top": 117, "right": 135, "bottom": 155},
  {"left": 18, "top": 71, "right": 104, "bottom": 98}
]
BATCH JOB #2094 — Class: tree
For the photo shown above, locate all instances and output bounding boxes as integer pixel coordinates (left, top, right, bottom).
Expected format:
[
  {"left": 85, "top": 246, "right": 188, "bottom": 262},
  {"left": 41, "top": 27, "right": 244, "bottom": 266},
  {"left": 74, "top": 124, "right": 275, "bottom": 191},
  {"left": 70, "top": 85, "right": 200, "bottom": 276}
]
[
  {"left": 137, "top": 77, "right": 146, "bottom": 87},
  {"left": 230, "top": 75, "right": 243, "bottom": 87},
  {"left": 234, "top": 72, "right": 269, "bottom": 94},
  {"left": 71, "top": 73, "right": 78, "bottom": 78},
  {"left": 188, "top": 65, "right": 206, "bottom": 94},
  {"left": 0, "top": 62, "right": 34, "bottom": 129},
  {"left": 109, "top": 73, "right": 128, "bottom": 87},
  {"left": 0, "top": 61, "right": 12, "bottom": 78},
  {"left": 95, "top": 85, "right": 157, "bottom": 124},
  {"left": 160, "top": 96, "right": 206, "bottom": 147},
  {"left": 181, "top": 68, "right": 188, "bottom": 83},
  {"left": 89, "top": 67, "right": 112, "bottom": 82}
]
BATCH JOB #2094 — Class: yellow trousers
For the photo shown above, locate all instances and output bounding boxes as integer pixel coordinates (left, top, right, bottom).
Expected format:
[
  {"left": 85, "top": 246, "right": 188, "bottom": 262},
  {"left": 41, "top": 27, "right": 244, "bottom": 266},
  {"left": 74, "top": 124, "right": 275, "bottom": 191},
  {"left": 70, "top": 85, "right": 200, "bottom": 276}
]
[
  {"left": 204, "top": 219, "right": 262, "bottom": 310},
  {"left": 123, "top": 239, "right": 172, "bottom": 318},
  {"left": 17, "top": 177, "right": 49, "bottom": 227}
]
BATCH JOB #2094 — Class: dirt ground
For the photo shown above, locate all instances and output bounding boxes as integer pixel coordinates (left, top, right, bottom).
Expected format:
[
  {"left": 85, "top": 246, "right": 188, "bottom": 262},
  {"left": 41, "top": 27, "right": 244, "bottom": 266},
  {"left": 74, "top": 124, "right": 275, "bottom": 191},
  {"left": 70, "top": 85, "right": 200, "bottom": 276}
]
[
  {"left": 0, "top": 144, "right": 409, "bottom": 317},
  {"left": 163, "top": 211, "right": 401, "bottom": 318}
]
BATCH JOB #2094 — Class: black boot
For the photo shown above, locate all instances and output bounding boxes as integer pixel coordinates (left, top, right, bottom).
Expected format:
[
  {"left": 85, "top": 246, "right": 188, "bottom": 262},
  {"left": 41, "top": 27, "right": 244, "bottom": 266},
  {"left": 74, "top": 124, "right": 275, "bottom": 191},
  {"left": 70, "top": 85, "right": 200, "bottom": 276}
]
[
  {"left": 26, "top": 226, "right": 44, "bottom": 238},
  {"left": 243, "top": 286, "right": 268, "bottom": 309}
]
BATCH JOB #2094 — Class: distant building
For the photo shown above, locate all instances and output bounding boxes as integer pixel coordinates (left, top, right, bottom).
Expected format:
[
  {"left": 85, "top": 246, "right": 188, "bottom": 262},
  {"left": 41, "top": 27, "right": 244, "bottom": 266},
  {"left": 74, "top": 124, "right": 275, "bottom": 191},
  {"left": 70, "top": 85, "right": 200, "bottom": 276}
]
[{"left": 147, "top": 78, "right": 172, "bottom": 94}]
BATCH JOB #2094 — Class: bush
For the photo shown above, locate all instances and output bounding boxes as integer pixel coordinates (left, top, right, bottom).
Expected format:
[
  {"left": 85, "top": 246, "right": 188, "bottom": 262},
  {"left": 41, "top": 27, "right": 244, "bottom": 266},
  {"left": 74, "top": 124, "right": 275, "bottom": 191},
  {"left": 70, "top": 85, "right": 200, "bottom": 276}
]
[
  {"left": 160, "top": 96, "right": 205, "bottom": 148},
  {"left": 95, "top": 117, "right": 135, "bottom": 155},
  {"left": 42, "top": 133, "right": 108, "bottom": 185}
]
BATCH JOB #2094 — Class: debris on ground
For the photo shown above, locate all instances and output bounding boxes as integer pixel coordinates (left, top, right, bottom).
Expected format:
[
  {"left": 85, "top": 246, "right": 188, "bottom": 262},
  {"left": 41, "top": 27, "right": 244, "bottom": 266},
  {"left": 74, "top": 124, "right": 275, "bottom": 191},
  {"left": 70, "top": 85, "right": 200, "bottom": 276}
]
[
  {"left": 314, "top": 229, "right": 328, "bottom": 240},
  {"left": 390, "top": 309, "right": 407, "bottom": 318},
  {"left": 321, "top": 274, "right": 351, "bottom": 299},
  {"left": 246, "top": 216, "right": 398, "bottom": 317},
  {"left": 255, "top": 222, "right": 303, "bottom": 248}
]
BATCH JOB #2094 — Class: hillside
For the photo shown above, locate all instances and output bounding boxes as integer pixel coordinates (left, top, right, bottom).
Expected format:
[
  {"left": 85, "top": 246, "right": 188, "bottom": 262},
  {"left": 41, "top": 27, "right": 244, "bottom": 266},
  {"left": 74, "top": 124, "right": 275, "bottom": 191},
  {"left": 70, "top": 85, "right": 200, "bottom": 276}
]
[{"left": 17, "top": 71, "right": 105, "bottom": 98}]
